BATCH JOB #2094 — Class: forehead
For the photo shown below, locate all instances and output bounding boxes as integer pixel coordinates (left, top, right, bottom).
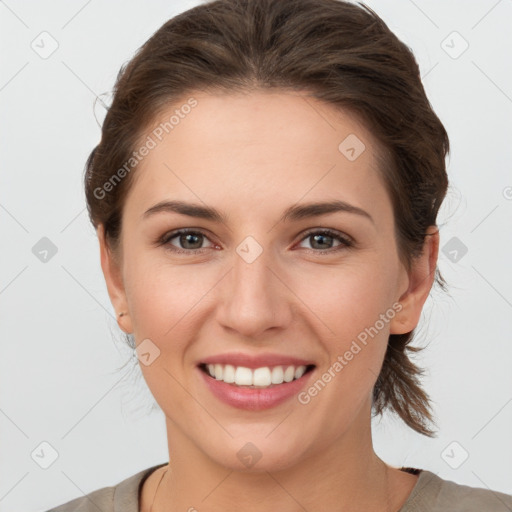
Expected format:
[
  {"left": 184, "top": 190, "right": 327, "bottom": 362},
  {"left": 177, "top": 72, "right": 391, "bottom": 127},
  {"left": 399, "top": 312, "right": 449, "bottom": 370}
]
[{"left": 125, "top": 90, "right": 392, "bottom": 226}]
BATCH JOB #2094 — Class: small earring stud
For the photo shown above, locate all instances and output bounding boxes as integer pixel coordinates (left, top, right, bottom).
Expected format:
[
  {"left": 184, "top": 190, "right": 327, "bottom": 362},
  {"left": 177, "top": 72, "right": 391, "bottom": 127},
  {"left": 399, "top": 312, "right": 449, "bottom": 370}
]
[{"left": 118, "top": 312, "right": 126, "bottom": 318}]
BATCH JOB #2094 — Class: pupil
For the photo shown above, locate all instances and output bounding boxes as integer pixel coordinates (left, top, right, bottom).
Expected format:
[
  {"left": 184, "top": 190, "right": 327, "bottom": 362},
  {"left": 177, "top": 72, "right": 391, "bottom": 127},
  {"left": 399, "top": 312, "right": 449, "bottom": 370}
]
[
  {"left": 182, "top": 233, "right": 202, "bottom": 249},
  {"left": 313, "top": 234, "right": 332, "bottom": 249}
]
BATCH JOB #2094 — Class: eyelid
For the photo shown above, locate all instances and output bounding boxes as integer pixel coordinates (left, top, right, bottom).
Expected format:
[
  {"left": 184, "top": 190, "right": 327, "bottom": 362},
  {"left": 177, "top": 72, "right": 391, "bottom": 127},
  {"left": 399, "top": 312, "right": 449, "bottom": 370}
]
[
  {"left": 158, "top": 226, "right": 354, "bottom": 254},
  {"left": 158, "top": 228, "right": 217, "bottom": 253},
  {"left": 294, "top": 227, "right": 354, "bottom": 253},
  {"left": 297, "top": 227, "right": 354, "bottom": 246}
]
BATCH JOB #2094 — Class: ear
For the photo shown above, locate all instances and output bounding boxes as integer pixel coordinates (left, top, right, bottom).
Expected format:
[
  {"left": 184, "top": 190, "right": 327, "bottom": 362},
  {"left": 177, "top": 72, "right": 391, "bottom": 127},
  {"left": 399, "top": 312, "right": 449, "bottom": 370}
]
[
  {"left": 97, "top": 224, "right": 133, "bottom": 334},
  {"left": 390, "top": 225, "right": 439, "bottom": 335}
]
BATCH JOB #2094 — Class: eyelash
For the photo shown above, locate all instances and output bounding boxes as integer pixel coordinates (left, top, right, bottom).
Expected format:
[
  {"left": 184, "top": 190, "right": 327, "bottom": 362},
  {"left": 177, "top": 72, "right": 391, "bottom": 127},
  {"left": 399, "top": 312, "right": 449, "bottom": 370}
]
[{"left": 158, "top": 228, "right": 354, "bottom": 255}]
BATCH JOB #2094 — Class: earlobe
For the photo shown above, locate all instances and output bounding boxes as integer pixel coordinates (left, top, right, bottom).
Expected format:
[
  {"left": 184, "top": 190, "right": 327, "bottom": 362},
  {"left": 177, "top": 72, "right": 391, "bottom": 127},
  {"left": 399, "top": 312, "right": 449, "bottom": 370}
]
[
  {"left": 97, "top": 224, "right": 133, "bottom": 334},
  {"left": 389, "top": 226, "right": 440, "bottom": 335}
]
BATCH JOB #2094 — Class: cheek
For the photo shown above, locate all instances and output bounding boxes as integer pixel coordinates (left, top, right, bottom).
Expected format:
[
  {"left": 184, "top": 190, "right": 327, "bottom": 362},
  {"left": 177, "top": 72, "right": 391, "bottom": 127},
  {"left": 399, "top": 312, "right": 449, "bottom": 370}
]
[
  {"left": 123, "top": 250, "right": 216, "bottom": 343},
  {"left": 309, "top": 254, "right": 395, "bottom": 310},
  {"left": 294, "top": 256, "right": 396, "bottom": 358},
  {"left": 124, "top": 259, "right": 212, "bottom": 404}
]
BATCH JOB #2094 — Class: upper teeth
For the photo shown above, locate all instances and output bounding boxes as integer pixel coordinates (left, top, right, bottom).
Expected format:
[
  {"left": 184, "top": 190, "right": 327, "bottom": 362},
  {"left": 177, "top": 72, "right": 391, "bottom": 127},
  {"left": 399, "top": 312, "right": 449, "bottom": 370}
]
[{"left": 206, "top": 364, "right": 308, "bottom": 387}]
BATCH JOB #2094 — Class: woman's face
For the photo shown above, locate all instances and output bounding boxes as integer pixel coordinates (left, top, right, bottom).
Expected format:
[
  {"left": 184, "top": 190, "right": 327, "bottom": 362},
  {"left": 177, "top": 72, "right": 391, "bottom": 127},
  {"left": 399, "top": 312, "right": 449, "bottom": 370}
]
[{"left": 100, "top": 90, "right": 433, "bottom": 471}]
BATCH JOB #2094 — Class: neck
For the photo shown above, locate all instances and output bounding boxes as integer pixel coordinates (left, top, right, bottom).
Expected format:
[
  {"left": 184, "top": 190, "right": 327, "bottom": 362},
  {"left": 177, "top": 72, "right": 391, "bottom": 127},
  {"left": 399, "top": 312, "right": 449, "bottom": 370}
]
[{"left": 150, "top": 400, "right": 399, "bottom": 512}]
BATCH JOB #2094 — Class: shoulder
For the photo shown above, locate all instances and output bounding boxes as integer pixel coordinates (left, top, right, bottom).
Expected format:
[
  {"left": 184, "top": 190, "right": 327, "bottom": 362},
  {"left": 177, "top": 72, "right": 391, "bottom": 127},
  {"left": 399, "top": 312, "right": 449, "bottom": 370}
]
[
  {"left": 44, "top": 464, "right": 167, "bottom": 512},
  {"left": 403, "top": 468, "right": 512, "bottom": 512},
  {"left": 48, "top": 485, "right": 115, "bottom": 512}
]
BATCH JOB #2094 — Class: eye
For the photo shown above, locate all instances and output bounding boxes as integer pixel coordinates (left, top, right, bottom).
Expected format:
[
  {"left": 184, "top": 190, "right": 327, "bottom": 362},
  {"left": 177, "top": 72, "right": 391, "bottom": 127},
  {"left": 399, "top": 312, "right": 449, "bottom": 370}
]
[
  {"left": 296, "top": 228, "right": 353, "bottom": 253},
  {"left": 160, "top": 229, "right": 216, "bottom": 254},
  {"left": 158, "top": 227, "right": 354, "bottom": 255}
]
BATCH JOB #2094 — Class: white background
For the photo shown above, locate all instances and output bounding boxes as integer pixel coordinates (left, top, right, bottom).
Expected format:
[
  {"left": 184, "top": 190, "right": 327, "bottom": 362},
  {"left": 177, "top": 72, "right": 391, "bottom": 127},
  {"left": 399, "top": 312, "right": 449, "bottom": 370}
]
[{"left": 1, "top": 1, "right": 511, "bottom": 511}]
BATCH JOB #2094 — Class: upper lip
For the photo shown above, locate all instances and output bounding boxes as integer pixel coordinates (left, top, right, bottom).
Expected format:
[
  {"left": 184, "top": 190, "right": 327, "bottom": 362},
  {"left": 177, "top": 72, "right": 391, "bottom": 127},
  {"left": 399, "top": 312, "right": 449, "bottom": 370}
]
[{"left": 199, "top": 352, "right": 316, "bottom": 369}]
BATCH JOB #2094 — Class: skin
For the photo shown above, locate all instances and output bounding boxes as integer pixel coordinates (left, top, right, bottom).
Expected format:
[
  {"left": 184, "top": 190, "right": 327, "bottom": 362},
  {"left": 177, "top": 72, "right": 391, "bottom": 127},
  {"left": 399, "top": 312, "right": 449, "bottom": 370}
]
[{"left": 98, "top": 90, "right": 439, "bottom": 512}]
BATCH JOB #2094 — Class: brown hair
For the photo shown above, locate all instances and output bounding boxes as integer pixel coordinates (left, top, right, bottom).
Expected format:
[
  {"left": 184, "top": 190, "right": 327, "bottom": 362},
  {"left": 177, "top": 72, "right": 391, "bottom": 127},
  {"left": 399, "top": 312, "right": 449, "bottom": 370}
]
[{"left": 85, "top": 0, "right": 449, "bottom": 437}]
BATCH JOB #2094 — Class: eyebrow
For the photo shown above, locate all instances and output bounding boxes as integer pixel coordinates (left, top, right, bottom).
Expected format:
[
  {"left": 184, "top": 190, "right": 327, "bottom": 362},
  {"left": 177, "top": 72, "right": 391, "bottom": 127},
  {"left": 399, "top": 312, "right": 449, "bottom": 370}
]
[{"left": 142, "top": 199, "right": 374, "bottom": 225}]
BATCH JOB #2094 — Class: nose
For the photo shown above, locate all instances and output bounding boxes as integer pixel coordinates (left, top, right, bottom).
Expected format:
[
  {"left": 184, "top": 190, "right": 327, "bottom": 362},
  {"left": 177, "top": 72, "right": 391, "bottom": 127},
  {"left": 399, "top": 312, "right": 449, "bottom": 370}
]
[{"left": 215, "top": 245, "right": 293, "bottom": 339}]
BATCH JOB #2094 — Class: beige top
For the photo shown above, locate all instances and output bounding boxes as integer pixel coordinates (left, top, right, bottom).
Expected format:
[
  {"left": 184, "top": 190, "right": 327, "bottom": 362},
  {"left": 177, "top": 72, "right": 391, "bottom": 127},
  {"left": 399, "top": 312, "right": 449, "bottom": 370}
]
[{"left": 47, "top": 464, "right": 512, "bottom": 511}]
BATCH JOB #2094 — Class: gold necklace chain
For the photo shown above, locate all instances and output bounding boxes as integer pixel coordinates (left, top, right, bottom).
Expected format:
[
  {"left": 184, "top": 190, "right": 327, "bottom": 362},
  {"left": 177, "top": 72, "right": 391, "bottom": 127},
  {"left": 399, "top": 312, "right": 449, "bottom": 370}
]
[
  {"left": 149, "top": 465, "right": 396, "bottom": 512},
  {"left": 150, "top": 467, "right": 168, "bottom": 512}
]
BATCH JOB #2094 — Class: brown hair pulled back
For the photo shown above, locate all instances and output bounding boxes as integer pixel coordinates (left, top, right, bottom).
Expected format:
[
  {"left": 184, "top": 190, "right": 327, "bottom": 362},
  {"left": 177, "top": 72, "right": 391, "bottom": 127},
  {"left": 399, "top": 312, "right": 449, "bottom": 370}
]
[{"left": 85, "top": 0, "right": 450, "bottom": 437}]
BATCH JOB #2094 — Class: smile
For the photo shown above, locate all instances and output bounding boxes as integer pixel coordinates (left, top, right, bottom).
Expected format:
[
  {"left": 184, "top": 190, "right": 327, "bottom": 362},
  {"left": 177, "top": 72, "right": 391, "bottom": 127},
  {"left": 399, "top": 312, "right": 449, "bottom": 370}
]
[
  {"left": 198, "top": 363, "right": 316, "bottom": 411},
  {"left": 200, "top": 363, "right": 315, "bottom": 388}
]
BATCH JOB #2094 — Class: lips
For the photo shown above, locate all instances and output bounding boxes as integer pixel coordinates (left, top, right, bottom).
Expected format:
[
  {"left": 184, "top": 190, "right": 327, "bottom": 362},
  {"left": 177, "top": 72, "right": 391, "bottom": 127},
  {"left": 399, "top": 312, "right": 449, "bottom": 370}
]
[{"left": 196, "top": 352, "right": 317, "bottom": 410}]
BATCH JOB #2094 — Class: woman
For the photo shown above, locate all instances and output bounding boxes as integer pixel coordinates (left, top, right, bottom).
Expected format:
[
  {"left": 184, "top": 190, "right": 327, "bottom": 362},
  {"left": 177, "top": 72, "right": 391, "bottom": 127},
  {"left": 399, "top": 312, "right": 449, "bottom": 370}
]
[{"left": 48, "top": 0, "right": 512, "bottom": 510}]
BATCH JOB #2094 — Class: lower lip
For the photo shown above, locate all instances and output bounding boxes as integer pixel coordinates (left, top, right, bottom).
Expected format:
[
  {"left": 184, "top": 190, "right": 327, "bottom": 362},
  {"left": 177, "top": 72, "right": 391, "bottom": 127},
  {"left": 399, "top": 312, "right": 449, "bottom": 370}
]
[{"left": 198, "top": 366, "right": 315, "bottom": 411}]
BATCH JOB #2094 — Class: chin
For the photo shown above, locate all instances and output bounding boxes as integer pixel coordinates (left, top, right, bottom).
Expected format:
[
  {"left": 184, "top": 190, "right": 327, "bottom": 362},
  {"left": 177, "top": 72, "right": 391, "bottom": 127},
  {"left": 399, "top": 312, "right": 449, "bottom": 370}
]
[{"left": 202, "top": 434, "right": 308, "bottom": 473}]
